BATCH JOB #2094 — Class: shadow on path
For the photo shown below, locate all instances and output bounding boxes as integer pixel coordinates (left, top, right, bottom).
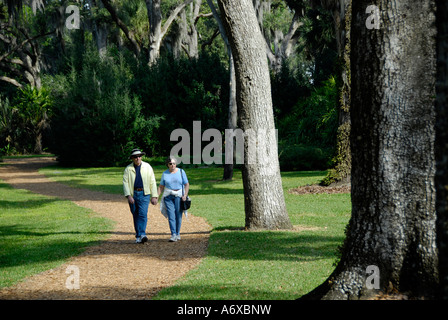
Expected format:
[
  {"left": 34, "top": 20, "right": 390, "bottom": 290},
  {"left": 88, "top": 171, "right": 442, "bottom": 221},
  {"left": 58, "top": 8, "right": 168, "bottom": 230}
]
[{"left": 0, "top": 157, "right": 211, "bottom": 300}]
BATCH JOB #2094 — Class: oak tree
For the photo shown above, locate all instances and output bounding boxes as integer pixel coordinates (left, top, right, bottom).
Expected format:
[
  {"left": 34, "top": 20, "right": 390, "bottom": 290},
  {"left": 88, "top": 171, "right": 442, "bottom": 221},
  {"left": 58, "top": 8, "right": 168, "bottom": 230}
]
[
  {"left": 303, "top": 0, "right": 438, "bottom": 299},
  {"left": 217, "top": 0, "right": 292, "bottom": 230},
  {"left": 436, "top": 0, "right": 448, "bottom": 300}
]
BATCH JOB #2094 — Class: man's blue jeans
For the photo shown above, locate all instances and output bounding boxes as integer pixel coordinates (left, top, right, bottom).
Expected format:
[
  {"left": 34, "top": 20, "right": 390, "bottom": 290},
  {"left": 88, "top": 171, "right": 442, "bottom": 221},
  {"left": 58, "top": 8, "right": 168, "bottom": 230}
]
[
  {"left": 164, "top": 194, "right": 182, "bottom": 236},
  {"left": 129, "top": 190, "right": 150, "bottom": 238}
]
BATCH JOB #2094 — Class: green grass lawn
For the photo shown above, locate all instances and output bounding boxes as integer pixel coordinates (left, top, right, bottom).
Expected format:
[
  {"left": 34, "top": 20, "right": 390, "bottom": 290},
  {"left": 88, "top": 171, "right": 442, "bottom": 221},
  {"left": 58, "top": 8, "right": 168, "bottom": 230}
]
[
  {"left": 0, "top": 181, "right": 113, "bottom": 288},
  {"left": 39, "top": 163, "right": 351, "bottom": 300}
]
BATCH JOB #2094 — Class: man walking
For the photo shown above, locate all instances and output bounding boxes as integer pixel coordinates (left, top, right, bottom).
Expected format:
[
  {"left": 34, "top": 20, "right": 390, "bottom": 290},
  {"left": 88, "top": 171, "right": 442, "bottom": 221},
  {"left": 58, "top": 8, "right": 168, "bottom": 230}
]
[{"left": 123, "top": 148, "right": 158, "bottom": 243}]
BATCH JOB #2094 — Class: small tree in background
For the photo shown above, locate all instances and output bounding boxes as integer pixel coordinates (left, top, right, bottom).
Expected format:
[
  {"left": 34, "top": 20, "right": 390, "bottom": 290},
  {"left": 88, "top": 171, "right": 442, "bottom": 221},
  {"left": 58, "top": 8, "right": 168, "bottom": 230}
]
[{"left": 13, "top": 85, "right": 53, "bottom": 154}]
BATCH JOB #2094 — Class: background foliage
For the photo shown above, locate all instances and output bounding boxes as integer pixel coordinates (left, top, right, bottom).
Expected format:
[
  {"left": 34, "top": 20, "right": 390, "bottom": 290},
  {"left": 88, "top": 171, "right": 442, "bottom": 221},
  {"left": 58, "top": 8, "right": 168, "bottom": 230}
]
[{"left": 0, "top": 0, "right": 338, "bottom": 169}]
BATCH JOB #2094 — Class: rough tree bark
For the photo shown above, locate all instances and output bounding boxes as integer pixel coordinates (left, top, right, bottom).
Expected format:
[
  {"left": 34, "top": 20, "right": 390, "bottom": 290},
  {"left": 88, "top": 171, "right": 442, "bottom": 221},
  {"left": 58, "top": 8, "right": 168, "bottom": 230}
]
[
  {"left": 87, "top": 0, "right": 109, "bottom": 57},
  {"left": 0, "top": 16, "right": 48, "bottom": 89},
  {"left": 317, "top": 0, "right": 352, "bottom": 186},
  {"left": 206, "top": 0, "right": 237, "bottom": 181},
  {"left": 145, "top": 0, "right": 194, "bottom": 65},
  {"left": 253, "top": 0, "right": 303, "bottom": 73},
  {"left": 217, "top": 0, "right": 292, "bottom": 230},
  {"left": 436, "top": 0, "right": 448, "bottom": 300},
  {"left": 302, "top": 0, "right": 438, "bottom": 299},
  {"left": 222, "top": 52, "right": 237, "bottom": 181},
  {"left": 178, "top": 0, "right": 201, "bottom": 59}
]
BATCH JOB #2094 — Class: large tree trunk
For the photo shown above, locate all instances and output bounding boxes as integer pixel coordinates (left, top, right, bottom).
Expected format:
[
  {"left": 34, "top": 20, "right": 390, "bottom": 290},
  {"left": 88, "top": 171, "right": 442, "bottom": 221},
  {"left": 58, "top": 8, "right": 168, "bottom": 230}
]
[
  {"left": 206, "top": 0, "right": 237, "bottom": 181},
  {"left": 303, "top": 0, "right": 438, "bottom": 300},
  {"left": 88, "top": 0, "right": 108, "bottom": 57},
  {"left": 222, "top": 53, "right": 237, "bottom": 181},
  {"left": 0, "top": 18, "right": 46, "bottom": 89},
  {"left": 217, "top": 0, "right": 292, "bottom": 230},
  {"left": 436, "top": 0, "right": 448, "bottom": 300},
  {"left": 145, "top": 0, "right": 194, "bottom": 65},
  {"left": 174, "top": 0, "right": 201, "bottom": 59},
  {"left": 146, "top": 0, "right": 163, "bottom": 64},
  {"left": 186, "top": 0, "right": 201, "bottom": 59},
  {"left": 253, "top": 0, "right": 302, "bottom": 74},
  {"left": 319, "top": 0, "right": 352, "bottom": 186}
]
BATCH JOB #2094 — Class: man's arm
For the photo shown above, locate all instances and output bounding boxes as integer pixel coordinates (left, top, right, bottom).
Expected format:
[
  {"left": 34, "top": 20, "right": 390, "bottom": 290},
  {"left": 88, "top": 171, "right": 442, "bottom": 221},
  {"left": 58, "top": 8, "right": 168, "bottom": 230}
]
[
  {"left": 123, "top": 167, "right": 135, "bottom": 204},
  {"left": 149, "top": 166, "right": 158, "bottom": 205}
]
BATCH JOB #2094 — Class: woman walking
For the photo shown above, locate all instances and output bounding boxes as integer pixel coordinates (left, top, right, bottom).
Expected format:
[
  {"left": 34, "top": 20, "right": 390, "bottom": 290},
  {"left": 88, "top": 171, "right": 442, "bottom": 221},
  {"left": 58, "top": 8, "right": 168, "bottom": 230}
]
[{"left": 158, "top": 157, "right": 189, "bottom": 242}]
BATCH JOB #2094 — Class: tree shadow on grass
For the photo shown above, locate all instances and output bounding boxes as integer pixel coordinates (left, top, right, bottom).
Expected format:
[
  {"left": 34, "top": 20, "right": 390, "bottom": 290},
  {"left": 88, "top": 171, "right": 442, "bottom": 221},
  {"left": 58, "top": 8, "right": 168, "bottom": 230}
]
[
  {"left": 0, "top": 224, "right": 110, "bottom": 238},
  {"left": 207, "top": 230, "right": 344, "bottom": 262},
  {"left": 0, "top": 224, "right": 109, "bottom": 270},
  {"left": 0, "top": 198, "right": 60, "bottom": 210},
  {"left": 154, "top": 283, "right": 305, "bottom": 300}
]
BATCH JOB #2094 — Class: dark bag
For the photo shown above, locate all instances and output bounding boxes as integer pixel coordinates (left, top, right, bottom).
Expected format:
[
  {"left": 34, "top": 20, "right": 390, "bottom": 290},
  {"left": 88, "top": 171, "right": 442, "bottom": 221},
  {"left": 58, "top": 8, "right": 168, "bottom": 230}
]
[
  {"left": 180, "top": 168, "right": 191, "bottom": 211},
  {"left": 181, "top": 196, "right": 191, "bottom": 211}
]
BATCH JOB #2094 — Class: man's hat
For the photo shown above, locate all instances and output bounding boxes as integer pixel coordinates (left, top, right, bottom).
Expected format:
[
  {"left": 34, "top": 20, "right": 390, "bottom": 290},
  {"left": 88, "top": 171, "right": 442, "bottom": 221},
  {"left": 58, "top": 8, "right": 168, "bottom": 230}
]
[{"left": 129, "top": 148, "right": 146, "bottom": 159}]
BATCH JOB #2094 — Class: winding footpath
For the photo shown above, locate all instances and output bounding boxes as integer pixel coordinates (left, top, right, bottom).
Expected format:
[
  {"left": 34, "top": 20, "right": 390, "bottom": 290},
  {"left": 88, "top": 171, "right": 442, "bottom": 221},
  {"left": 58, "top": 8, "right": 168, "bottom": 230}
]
[{"left": 0, "top": 157, "right": 210, "bottom": 299}]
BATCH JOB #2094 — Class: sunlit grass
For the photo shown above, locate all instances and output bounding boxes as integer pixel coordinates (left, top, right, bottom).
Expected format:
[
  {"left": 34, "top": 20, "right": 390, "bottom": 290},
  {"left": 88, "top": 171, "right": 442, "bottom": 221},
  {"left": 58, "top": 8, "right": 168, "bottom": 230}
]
[
  {"left": 40, "top": 164, "right": 351, "bottom": 299},
  {"left": 0, "top": 181, "right": 113, "bottom": 288}
]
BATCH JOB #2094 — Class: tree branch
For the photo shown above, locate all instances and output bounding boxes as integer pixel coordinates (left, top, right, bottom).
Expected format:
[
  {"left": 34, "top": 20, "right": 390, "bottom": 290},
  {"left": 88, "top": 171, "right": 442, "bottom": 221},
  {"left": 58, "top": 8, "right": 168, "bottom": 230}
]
[
  {"left": 201, "top": 27, "right": 220, "bottom": 51},
  {"left": 282, "top": 10, "right": 303, "bottom": 57},
  {"left": 161, "top": 0, "right": 194, "bottom": 39},
  {"left": 206, "top": 0, "right": 229, "bottom": 48},
  {"left": 0, "top": 75, "right": 23, "bottom": 88},
  {"left": 195, "top": 12, "right": 213, "bottom": 25},
  {"left": 100, "top": 0, "right": 141, "bottom": 56},
  {"left": 0, "top": 29, "right": 54, "bottom": 63}
]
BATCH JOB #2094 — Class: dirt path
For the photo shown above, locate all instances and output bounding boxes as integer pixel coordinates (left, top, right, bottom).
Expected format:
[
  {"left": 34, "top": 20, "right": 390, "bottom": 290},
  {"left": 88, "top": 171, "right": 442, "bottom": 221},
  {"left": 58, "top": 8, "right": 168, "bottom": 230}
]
[{"left": 0, "top": 157, "right": 210, "bottom": 300}]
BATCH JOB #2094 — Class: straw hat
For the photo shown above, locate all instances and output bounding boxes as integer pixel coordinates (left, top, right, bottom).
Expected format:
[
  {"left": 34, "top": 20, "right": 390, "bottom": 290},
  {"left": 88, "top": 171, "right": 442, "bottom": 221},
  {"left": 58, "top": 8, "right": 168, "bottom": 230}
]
[{"left": 129, "top": 148, "right": 146, "bottom": 159}]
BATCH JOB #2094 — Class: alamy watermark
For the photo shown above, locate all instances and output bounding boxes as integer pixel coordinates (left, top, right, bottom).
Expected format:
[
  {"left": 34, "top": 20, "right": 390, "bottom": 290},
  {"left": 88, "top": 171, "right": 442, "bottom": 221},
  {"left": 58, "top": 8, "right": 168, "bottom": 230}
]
[
  {"left": 65, "top": 265, "right": 80, "bottom": 290},
  {"left": 366, "top": 265, "right": 380, "bottom": 290},
  {"left": 169, "top": 121, "right": 278, "bottom": 169},
  {"left": 65, "top": 5, "right": 80, "bottom": 30},
  {"left": 64, "top": 4, "right": 380, "bottom": 31},
  {"left": 366, "top": 5, "right": 381, "bottom": 30}
]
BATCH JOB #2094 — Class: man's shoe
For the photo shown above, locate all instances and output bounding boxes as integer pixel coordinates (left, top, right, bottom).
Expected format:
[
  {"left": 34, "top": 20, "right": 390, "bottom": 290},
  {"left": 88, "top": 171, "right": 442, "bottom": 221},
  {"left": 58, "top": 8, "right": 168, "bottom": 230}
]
[
  {"left": 169, "top": 235, "right": 177, "bottom": 242},
  {"left": 135, "top": 236, "right": 142, "bottom": 244},
  {"left": 141, "top": 236, "right": 148, "bottom": 244},
  {"left": 176, "top": 235, "right": 181, "bottom": 241}
]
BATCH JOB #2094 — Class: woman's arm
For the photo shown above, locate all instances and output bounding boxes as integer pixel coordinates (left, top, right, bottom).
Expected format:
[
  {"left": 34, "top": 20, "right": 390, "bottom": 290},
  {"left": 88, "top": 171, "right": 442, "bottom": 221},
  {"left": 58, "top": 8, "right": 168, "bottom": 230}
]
[
  {"left": 158, "top": 184, "right": 165, "bottom": 196},
  {"left": 182, "top": 183, "right": 189, "bottom": 201}
]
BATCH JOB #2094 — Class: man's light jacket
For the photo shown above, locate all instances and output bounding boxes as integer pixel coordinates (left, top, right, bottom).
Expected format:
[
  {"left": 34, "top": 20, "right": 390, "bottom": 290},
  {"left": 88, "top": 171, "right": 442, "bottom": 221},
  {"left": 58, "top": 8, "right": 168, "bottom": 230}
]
[{"left": 123, "top": 161, "right": 158, "bottom": 198}]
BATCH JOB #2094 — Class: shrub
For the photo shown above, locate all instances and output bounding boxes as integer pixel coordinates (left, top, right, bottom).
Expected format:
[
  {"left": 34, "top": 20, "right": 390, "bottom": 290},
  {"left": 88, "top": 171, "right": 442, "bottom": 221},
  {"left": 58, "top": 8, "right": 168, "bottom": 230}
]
[
  {"left": 13, "top": 85, "right": 53, "bottom": 154},
  {"left": 133, "top": 54, "right": 229, "bottom": 156},
  {"left": 0, "top": 95, "right": 13, "bottom": 156},
  {"left": 278, "top": 143, "right": 332, "bottom": 171},
  {"left": 279, "top": 77, "right": 338, "bottom": 148},
  {"left": 48, "top": 48, "right": 161, "bottom": 167},
  {"left": 277, "top": 76, "right": 338, "bottom": 170}
]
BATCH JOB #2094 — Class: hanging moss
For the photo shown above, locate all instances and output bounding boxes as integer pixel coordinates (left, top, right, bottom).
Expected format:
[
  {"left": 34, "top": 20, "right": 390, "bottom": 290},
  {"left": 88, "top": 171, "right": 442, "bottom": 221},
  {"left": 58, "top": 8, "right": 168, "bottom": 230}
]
[{"left": 320, "top": 1, "right": 352, "bottom": 186}]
